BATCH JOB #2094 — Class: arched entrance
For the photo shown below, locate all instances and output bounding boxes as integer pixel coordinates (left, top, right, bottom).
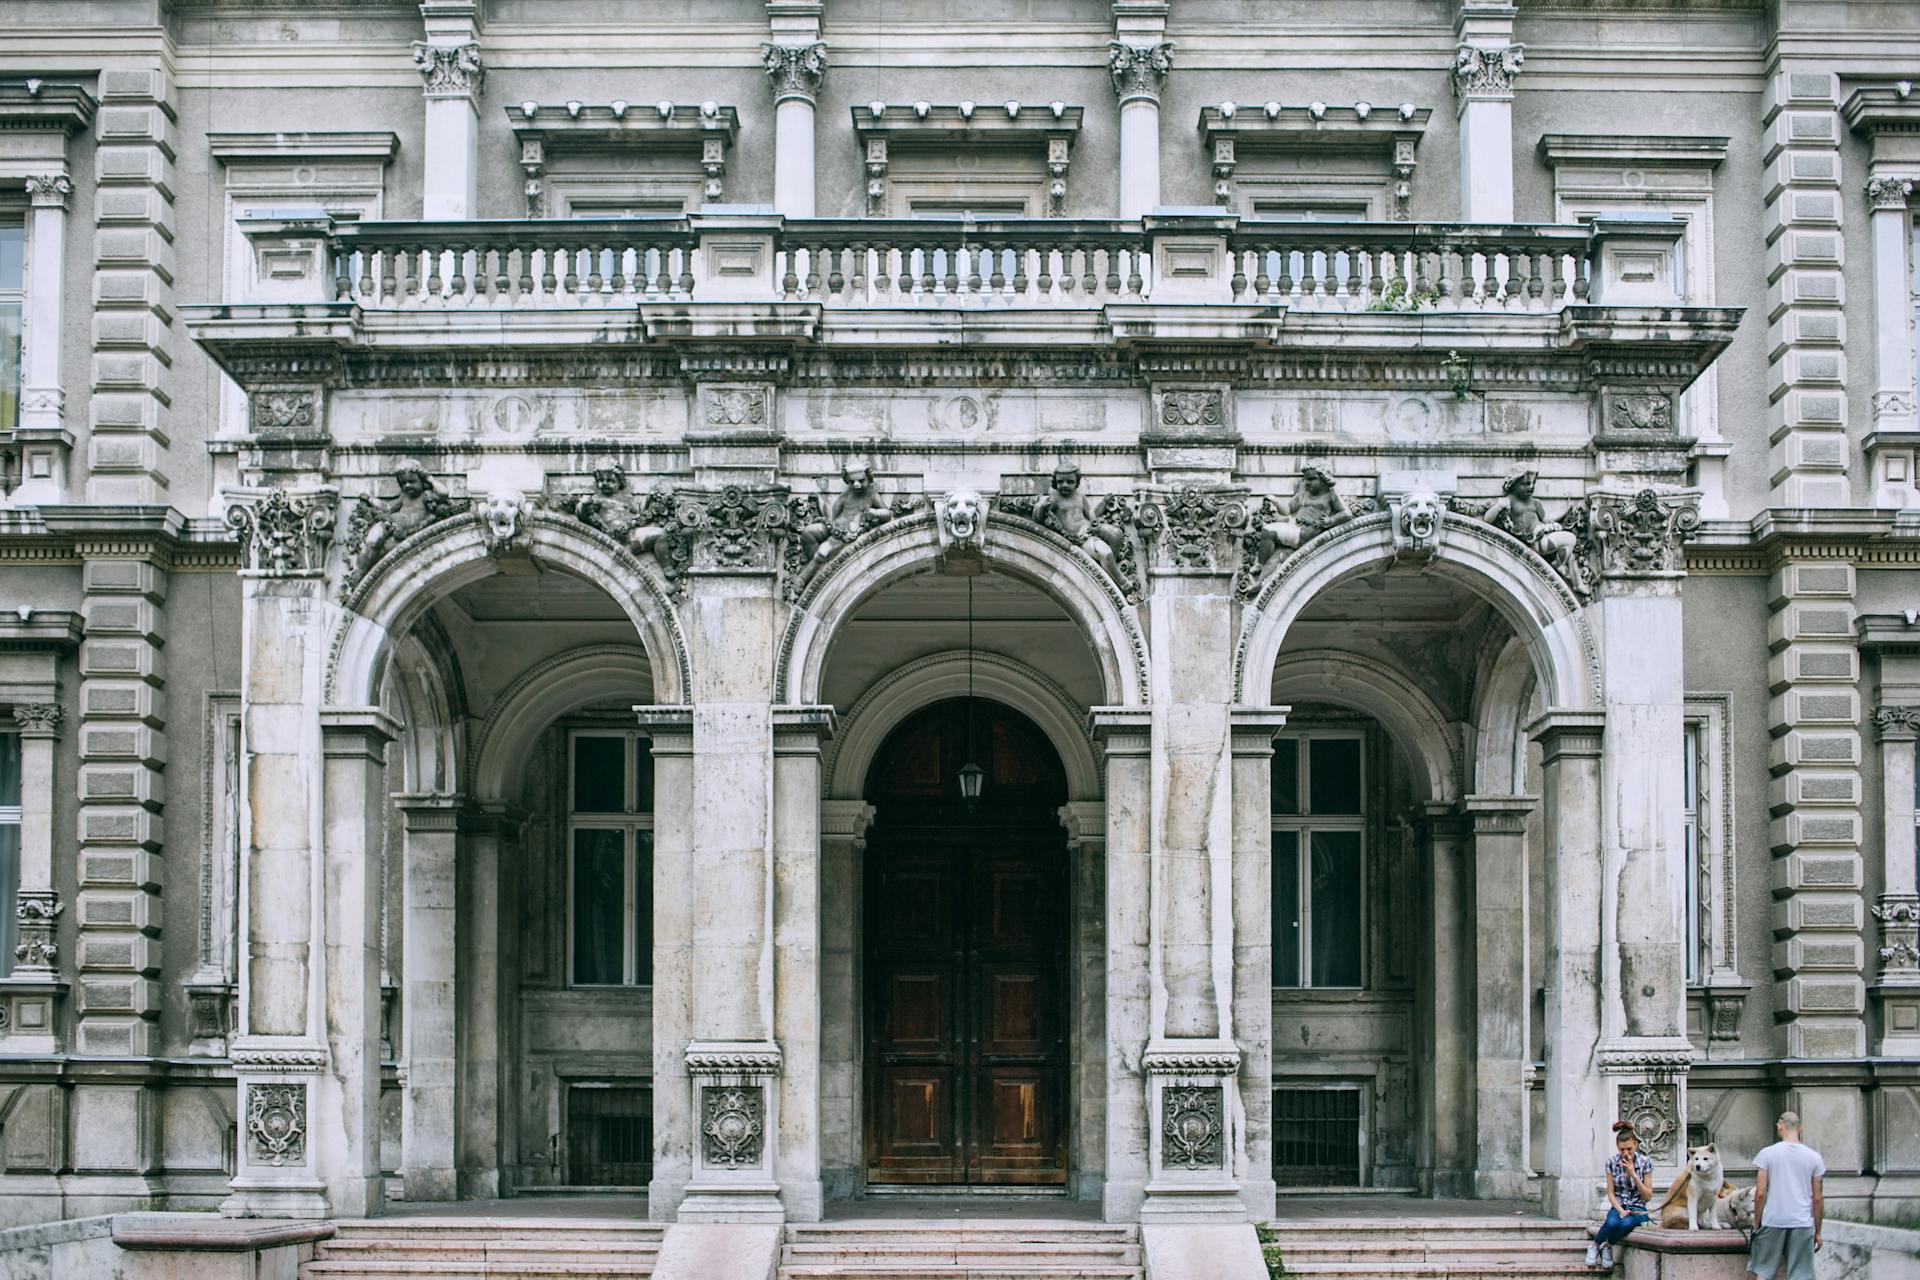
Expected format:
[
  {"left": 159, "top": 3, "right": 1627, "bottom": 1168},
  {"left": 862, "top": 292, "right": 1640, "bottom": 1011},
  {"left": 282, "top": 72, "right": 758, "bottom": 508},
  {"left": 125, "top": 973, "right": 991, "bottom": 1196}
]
[{"left": 862, "top": 696, "right": 1071, "bottom": 1188}]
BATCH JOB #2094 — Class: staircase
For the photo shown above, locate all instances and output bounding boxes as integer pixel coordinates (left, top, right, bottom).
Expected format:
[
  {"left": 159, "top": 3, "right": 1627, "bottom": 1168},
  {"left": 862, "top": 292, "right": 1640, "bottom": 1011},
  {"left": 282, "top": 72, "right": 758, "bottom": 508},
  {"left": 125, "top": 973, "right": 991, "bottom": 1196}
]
[
  {"left": 302, "top": 1217, "right": 665, "bottom": 1279},
  {"left": 1261, "top": 1218, "right": 1596, "bottom": 1280},
  {"left": 778, "top": 1220, "right": 1144, "bottom": 1280}
]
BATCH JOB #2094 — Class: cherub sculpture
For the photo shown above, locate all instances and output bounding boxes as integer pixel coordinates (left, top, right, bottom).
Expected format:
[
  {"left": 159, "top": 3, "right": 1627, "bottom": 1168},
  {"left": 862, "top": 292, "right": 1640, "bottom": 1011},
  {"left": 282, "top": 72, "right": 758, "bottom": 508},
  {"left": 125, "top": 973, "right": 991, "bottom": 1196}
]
[
  {"left": 1032, "top": 463, "right": 1125, "bottom": 580},
  {"left": 1251, "top": 464, "right": 1353, "bottom": 567},
  {"left": 350, "top": 459, "right": 456, "bottom": 578},
  {"left": 570, "top": 457, "right": 665, "bottom": 556},
  {"left": 792, "top": 462, "right": 895, "bottom": 588},
  {"left": 1482, "top": 467, "right": 1588, "bottom": 596}
]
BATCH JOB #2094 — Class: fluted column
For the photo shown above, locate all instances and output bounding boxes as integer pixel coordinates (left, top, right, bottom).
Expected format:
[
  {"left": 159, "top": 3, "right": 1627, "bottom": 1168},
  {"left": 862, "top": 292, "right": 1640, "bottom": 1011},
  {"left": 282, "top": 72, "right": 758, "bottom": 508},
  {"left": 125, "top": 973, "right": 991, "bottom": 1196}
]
[
  {"left": 763, "top": 42, "right": 825, "bottom": 217},
  {"left": 1109, "top": 41, "right": 1172, "bottom": 218}
]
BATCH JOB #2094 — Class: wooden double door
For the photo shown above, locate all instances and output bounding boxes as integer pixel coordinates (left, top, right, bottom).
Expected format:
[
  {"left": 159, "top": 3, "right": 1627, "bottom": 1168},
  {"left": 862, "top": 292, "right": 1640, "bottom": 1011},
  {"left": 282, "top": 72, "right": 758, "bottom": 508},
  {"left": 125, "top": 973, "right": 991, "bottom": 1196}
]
[{"left": 864, "top": 825, "right": 1068, "bottom": 1186}]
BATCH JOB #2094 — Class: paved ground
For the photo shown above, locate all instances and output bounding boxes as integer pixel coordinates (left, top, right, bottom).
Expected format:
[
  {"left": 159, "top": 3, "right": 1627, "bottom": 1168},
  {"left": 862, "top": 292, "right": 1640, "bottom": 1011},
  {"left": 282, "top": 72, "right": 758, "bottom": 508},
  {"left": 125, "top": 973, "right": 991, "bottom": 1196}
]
[
  {"left": 382, "top": 1195, "right": 649, "bottom": 1220},
  {"left": 1268, "top": 1194, "right": 1568, "bottom": 1222}
]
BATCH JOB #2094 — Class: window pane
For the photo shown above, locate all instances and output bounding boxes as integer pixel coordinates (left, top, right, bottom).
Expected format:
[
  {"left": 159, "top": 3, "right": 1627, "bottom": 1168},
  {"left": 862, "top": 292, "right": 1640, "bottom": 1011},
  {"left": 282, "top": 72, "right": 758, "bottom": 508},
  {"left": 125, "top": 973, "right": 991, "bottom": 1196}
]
[
  {"left": 1309, "top": 831, "right": 1362, "bottom": 987},
  {"left": 1271, "top": 738, "right": 1300, "bottom": 815},
  {"left": 0, "top": 225, "right": 21, "bottom": 289},
  {"left": 0, "top": 299, "right": 19, "bottom": 433},
  {"left": 634, "top": 739, "right": 654, "bottom": 813},
  {"left": 633, "top": 832, "right": 653, "bottom": 984},
  {"left": 0, "top": 733, "right": 18, "bottom": 806},
  {"left": 573, "top": 736, "right": 626, "bottom": 813},
  {"left": 1274, "top": 830, "right": 1301, "bottom": 988},
  {"left": 1308, "top": 738, "right": 1362, "bottom": 815},
  {"left": 572, "top": 828, "right": 626, "bottom": 984},
  {"left": 0, "top": 823, "right": 17, "bottom": 979}
]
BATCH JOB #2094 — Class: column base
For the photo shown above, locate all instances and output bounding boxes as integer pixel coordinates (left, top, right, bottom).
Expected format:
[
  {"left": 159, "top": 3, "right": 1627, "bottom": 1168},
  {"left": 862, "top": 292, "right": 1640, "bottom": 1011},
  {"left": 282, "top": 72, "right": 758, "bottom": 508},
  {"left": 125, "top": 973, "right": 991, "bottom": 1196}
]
[
  {"left": 0, "top": 978, "right": 68, "bottom": 1054},
  {"left": 219, "top": 1185, "right": 331, "bottom": 1220},
  {"left": 1140, "top": 1182, "right": 1250, "bottom": 1223}
]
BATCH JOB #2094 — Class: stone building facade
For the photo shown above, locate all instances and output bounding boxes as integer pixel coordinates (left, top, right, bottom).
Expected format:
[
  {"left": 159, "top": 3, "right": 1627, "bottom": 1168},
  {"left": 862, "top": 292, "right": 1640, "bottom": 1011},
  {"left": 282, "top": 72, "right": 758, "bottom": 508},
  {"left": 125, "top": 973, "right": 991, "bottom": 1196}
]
[{"left": 0, "top": 0, "right": 1916, "bottom": 1239}]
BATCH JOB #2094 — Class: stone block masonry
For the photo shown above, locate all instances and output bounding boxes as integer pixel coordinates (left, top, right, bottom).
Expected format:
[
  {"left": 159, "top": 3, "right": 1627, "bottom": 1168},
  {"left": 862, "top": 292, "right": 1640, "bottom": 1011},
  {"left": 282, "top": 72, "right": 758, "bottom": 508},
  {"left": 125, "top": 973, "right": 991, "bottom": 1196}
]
[{"left": 89, "top": 66, "right": 176, "bottom": 504}]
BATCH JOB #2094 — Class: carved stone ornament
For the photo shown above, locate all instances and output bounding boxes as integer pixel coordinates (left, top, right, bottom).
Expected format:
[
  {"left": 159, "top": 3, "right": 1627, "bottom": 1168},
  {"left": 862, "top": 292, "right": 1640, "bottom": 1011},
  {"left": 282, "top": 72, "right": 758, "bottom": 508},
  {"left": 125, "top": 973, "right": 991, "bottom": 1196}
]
[
  {"left": 341, "top": 460, "right": 464, "bottom": 585},
  {"left": 1108, "top": 40, "right": 1175, "bottom": 103},
  {"left": 250, "top": 390, "right": 318, "bottom": 434},
  {"left": 1874, "top": 389, "right": 1919, "bottom": 421},
  {"left": 941, "top": 489, "right": 985, "bottom": 549},
  {"left": 785, "top": 463, "right": 917, "bottom": 599},
  {"left": 701, "top": 1086, "right": 765, "bottom": 1168},
  {"left": 1872, "top": 705, "right": 1920, "bottom": 740},
  {"left": 1480, "top": 467, "right": 1593, "bottom": 601},
  {"left": 1608, "top": 392, "right": 1675, "bottom": 434},
  {"left": 763, "top": 41, "right": 828, "bottom": 104},
  {"left": 1588, "top": 488, "right": 1700, "bottom": 576},
  {"left": 24, "top": 173, "right": 71, "bottom": 209},
  {"left": 189, "top": 988, "right": 233, "bottom": 1041},
  {"left": 1238, "top": 464, "right": 1358, "bottom": 598},
  {"left": 12, "top": 702, "right": 64, "bottom": 736},
  {"left": 1392, "top": 489, "right": 1447, "bottom": 563},
  {"left": 1161, "top": 1085, "right": 1225, "bottom": 1170},
  {"left": 13, "top": 890, "right": 61, "bottom": 970},
  {"left": 1866, "top": 175, "right": 1915, "bottom": 210},
  {"left": 1618, "top": 1083, "right": 1679, "bottom": 1164},
  {"left": 703, "top": 386, "right": 771, "bottom": 429},
  {"left": 412, "top": 40, "right": 485, "bottom": 98},
  {"left": 1158, "top": 389, "right": 1225, "bottom": 432},
  {"left": 554, "top": 458, "right": 684, "bottom": 583},
  {"left": 1874, "top": 898, "right": 1920, "bottom": 972},
  {"left": 1705, "top": 988, "right": 1747, "bottom": 1043},
  {"left": 1452, "top": 42, "right": 1525, "bottom": 100},
  {"left": 478, "top": 492, "right": 528, "bottom": 555},
  {"left": 226, "top": 489, "right": 337, "bottom": 577},
  {"left": 1134, "top": 484, "right": 1249, "bottom": 571},
  {"left": 674, "top": 485, "right": 794, "bottom": 575},
  {"left": 996, "top": 464, "right": 1139, "bottom": 602},
  {"left": 246, "top": 1083, "right": 307, "bottom": 1167}
]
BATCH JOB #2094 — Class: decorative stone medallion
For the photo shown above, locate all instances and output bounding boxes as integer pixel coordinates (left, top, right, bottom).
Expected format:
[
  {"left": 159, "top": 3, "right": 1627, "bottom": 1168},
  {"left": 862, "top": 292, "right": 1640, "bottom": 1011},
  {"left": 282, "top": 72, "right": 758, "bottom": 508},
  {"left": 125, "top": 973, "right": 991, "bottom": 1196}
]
[
  {"left": 246, "top": 1082, "right": 307, "bottom": 1167},
  {"left": 1617, "top": 1083, "right": 1678, "bottom": 1163},
  {"left": 1161, "top": 1085, "right": 1225, "bottom": 1170},
  {"left": 701, "top": 1086, "right": 765, "bottom": 1169},
  {"left": 250, "top": 390, "right": 318, "bottom": 434}
]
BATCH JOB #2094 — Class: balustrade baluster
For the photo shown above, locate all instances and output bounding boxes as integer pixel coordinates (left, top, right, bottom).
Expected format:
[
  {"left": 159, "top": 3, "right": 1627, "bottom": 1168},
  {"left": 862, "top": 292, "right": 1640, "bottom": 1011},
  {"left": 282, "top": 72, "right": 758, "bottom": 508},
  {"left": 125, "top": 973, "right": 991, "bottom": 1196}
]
[
  {"left": 1035, "top": 245, "right": 1054, "bottom": 299},
  {"left": 1126, "top": 248, "right": 1144, "bottom": 298},
  {"left": 1345, "top": 245, "right": 1363, "bottom": 303}
]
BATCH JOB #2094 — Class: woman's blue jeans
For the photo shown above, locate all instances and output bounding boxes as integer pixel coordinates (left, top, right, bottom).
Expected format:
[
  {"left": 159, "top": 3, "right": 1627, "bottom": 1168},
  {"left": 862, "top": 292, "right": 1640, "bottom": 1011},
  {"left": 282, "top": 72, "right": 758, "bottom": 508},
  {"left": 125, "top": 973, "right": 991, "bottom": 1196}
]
[{"left": 1595, "top": 1209, "right": 1648, "bottom": 1247}]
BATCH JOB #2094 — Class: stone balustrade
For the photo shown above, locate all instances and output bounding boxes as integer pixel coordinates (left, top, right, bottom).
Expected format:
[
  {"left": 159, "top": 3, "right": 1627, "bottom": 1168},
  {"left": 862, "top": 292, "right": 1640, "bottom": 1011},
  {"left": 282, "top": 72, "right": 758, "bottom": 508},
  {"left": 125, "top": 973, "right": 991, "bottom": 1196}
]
[{"left": 251, "top": 211, "right": 1683, "bottom": 314}]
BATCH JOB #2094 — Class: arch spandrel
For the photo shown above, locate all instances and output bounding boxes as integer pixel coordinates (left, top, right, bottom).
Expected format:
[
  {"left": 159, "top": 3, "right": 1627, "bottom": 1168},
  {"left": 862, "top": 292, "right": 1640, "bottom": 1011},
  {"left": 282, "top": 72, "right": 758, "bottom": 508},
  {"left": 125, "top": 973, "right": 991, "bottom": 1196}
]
[
  {"left": 1269, "top": 650, "right": 1462, "bottom": 805},
  {"left": 469, "top": 643, "right": 656, "bottom": 804},
  {"left": 777, "top": 509, "right": 1151, "bottom": 709},
  {"left": 1234, "top": 511, "right": 1600, "bottom": 713},
  {"left": 326, "top": 510, "right": 692, "bottom": 709}
]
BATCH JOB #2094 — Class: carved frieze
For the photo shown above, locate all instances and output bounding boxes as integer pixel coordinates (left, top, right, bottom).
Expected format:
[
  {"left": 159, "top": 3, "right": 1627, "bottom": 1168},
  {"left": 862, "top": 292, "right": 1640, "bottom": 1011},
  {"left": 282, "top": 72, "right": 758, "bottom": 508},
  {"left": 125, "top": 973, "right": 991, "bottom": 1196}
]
[
  {"left": 250, "top": 390, "right": 319, "bottom": 434},
  {"left": 554, "top": 459, "right": 685, "bottom": 582},
  {"left": 1874, "top": 899, "right": 1920, "bottom": 972},
  {"left": 1607, "top": 392, "right": 1675, "bottom": 434},
  {"left": 1705, "top": 988, "right": 1746, "bottom": 1043},
  {"left": 1161, "top": 1085, "right": 1225, "bottom": 1170},
  {"left": 996, "top": 464, "right": 1137, "bottom": 601},
  {"left": 246, "top": 1083, "right": 307, "bottom": 1167},
  {"left": 1617, "top": 1083, "right": 1678, "bottom": 1164},
  {"left": 1156, "top": 388, "right": 1225, "bottom": 433},
  {"left": 1238, "top": 464, "right": 1360, "bottom": 598},
  {"left": 701, "top": 1086, "right": 765, "bottom": 1168},
  {"left": 1452, "top": 43, "right": 1525, "bottom": 101},
  {"left": 702, "top": 385, "right": 772, "bottom": 430},
  {"left": 226, "top": 488, "right": 337, "bottom": 577},
  {"left": 1872, "top": 705, "right": 1920, "bottom": 740},
  {"left": 763, "top": 41, "right": 827, "bottom": 104},
  {"left": 412, "top": 41, "right": 485, "bottom": 99},
  {"left": 1588, "top": 488, "right": 1700, "bottom": 576},
  {"left": 1134, "top": 484, "right": 1248, "bottom": 571},
  {"left": 1107, "top": 40, "right": 1174, "bottom": 104},
  {"left": 673, "top": 485, "right": 794, "bottom": 575}
]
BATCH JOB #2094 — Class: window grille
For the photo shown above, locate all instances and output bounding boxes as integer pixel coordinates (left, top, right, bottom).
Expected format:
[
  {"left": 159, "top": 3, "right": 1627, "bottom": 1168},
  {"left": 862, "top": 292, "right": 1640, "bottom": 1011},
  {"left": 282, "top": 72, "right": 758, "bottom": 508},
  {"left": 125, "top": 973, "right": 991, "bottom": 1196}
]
[
  {"left": 567, "top": 1084, "right": 653, "bottom": 1186},
  {"left": 1272, "top": 1086, "right": 1362, "bottom": 1186}
]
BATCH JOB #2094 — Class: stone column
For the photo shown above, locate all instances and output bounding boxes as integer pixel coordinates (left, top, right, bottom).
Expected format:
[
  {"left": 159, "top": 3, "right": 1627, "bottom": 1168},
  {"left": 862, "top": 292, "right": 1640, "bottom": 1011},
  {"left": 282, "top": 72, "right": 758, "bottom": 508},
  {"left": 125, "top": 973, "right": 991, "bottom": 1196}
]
[
  {"left": 762, "top": 43, "right": 825, "bottom": 218},
  {"left": 1462, "top": 794, "right": 1537, "bottom": 1200},
  {"left": 397, "top": 795, "right": 461, "bottom": 1202},
  {"left": 1870, "top": 708, "right": 1920, "bottom": 1055},
  {"left": 1451, "top": 4, "right": 1520, "bottom": 223},
  {"left": 1530, "top": 709, "right": 1607, "bottom": 1220},
  {"left": 1865, "top": 176, "right": 1918, "bottom": 506},
  {"left": 1229, "top": 708, "right": 1286, "bottom": 1222},
  {"left": 15, "top": 174, "right": 70, "bottom": 503},
  {"left": 817, "top": 799, "right": 874, "bottom": 1203},
  {"left": 414, "top": 3, "right": 485, "bottom": 220},
  {"left": 1093, "top": 708, "right": 1152, "bottom": 1222},
  {"left": 1109, "top": 41, "right": 1172, "bottom": 218},
  {"left": 317, "top": 708, "right": 398, "bottom": 1220},
  {"left": 223, "top": 488, "right": 338, "bottom": 1219},
  {"left": 458, "top": 803, "right": 509, "bottom": 1199},
  {"left": 1417, "top": 804, "right": 1472, "bottom": 1198},
  {"left": 641, "top": 707, "right": 696, "bottom": 1219},
  {"left": 771, "top": 705, "right": 833, "bottom": 1222}
]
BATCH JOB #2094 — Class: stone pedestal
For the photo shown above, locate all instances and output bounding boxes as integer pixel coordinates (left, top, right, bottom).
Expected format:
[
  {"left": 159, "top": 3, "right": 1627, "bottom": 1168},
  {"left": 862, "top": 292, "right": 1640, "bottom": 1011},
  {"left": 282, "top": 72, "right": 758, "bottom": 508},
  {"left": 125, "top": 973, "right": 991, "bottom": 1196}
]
[{"left": 1616, "top": 1227, "right": 1751, "bottom": 1280}]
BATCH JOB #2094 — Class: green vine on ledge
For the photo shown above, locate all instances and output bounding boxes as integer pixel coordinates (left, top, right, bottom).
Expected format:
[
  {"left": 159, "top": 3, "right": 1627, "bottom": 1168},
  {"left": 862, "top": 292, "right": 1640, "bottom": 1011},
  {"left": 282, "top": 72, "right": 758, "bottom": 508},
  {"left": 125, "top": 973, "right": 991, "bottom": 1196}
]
[{"left": 1364, "top": 276, "right": 1440, "bottom": 314}]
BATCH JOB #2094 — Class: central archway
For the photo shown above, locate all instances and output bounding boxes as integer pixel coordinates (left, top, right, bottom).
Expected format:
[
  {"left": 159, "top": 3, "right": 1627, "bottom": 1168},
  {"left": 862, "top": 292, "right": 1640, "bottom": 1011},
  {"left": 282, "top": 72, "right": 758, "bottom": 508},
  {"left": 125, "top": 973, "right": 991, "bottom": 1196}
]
[{"left": 862, "top": 696, "right": 1071, "bottom": 1188}]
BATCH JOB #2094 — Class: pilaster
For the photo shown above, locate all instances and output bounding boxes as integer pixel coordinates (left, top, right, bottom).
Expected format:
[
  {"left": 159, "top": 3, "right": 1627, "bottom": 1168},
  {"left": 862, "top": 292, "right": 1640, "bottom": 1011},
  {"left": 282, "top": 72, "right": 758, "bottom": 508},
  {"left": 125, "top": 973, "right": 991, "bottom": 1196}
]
[
  {"left": 817, "top": 798, "right": 873, "bottom": 1203},
  {"left": 1766, "top": 560, "right": 1866, "bottom": 1058},
  {"left": 1451, "top": 2, "right": 1520, "bottom": 223},
  {"left": 1227, "top": 707, "right": 1285, "bottom": 1222},
  {"left": 15, "top": 173, "right": 72, "bottom": 502},
  {"left": 1462, "top": 794, "right": 1536, "bottom": 1200},
  {"left": 1092, "top": 706, "right": 1152, "bottom": 1223},
  {"left": 88, "top": 66, "right": 176, "bottom": 503},
  {"left": 397, "top": 794, "right": 463, "bottom": 1202},
  {"left": 73, "top": 550, "right": 167, "bottom": 1056},
  {"left": 415, "top": 1, "right": 484, "bottom": 219},
  {"left": 640, "top": 706, "right": 695, "bottom": 1220},
  {"left": 1863, "top": 177, "right": 1917, "bottom": 507},
  {"left": 1416, "top": 802, "right": 1473, "bottom": 1198},
  {"left": 2, "top": 702, "right": 67, "bottom": 1054},
  {"left": 770, "top": 704, "right": 834, "bottom": 1222},
  {"left": 1763, "top": 70, "right": 1849, "bottom": 507},
  {"left": 1869, "top": 707, "right": 1920, "bottom": 1055}
]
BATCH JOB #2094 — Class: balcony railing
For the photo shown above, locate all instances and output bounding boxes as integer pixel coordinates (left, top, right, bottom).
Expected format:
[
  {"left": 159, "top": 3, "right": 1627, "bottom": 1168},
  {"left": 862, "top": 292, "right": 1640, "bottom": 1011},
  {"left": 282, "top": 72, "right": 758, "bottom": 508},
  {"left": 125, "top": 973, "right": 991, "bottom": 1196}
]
[{"left": 260, "top": 213, "right": 1681, "bottom": 316}]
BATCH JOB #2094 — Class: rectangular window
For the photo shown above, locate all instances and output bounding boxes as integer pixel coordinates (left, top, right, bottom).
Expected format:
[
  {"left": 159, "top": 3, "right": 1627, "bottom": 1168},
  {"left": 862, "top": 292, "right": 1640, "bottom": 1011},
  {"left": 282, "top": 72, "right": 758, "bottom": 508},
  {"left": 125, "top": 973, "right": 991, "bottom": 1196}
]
[
  {"left": 0, "top": 221, "right": 23, "bottom": 432},
  {"left": 0, "top": 731, "right": 20, "bottom": 977},
  {"left": 1273, "top": 732, "right": 1365, "bottom": 988},
  {"left": 1682, "top": 724, "right": 1701, "bottom": 985},
  {"left": 567, "top": 731, "right": 654, "bottom": 987},
  {"left": 1272, "top": 1086, "right": 1363, "bottom": 1186},
  {"left": 567, "top": 1083, "right": 653, "bottom": 1186}
]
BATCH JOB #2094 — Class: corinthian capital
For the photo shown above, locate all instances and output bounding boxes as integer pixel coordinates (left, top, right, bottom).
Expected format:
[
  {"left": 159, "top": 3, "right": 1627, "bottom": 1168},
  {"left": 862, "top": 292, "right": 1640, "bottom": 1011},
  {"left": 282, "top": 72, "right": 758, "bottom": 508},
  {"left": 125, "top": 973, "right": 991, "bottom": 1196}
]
[
  {"left": 762, "top": 41, "right": 827, "bottom": 104},
  {"left": 1866, "top": 175, "right": 1914, "bottom": 210},
  {"left": 1108, "top": 40, "right": 1174, "bottom": 104},
  {"left": 12, "top": 702, "right": 64, "bottom": 736},
  {"left": 412, "top": 40, "right": 485, "bottom": 99},
  {"left": 24, "top": 174, "right": 71, "bottom": 209},
  {"left": 1452, "top": 42, "right": 1524, "bottom": 101}
]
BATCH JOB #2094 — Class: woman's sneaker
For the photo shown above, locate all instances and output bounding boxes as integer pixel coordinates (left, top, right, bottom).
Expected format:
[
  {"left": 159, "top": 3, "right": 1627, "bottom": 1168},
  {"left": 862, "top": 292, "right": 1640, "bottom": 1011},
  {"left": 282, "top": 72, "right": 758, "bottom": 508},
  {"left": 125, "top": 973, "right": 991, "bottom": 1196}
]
[
  {"left": 1584, "top": 1243, "right": 1601, "bottom": 1267},
  {"left": 1600, "top": 1245, "right": 1615, "bottom": 1269}
]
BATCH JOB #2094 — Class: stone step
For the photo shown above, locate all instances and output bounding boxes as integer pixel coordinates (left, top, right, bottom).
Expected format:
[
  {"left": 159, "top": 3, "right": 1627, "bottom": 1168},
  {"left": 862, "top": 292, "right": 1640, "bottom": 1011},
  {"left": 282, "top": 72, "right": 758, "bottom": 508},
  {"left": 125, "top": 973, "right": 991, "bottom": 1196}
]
[
  {"left": 331, "top": 1220, "right": 661, "bottom": 1239},
  {"left": 305, "top": 1264, "right": 655, "bottom": 1280},
  {"left": 317, "top": 1241, "right": 661, "bottom": 1264},
  {"left": 1273, "top": 1240, "right": 1590, "bottom": 1260},
  {"left": 785, "top": 1224, "right": 1137, "bottom": 1244},
  {"left": 780, "top": 1246, "right": 1143, "bottom": 1267},
  {"left": 776, "top": 1268, "right": 1139, "bottom": 1280},
  {"left": 1274, "top": 1262, "right": 1598, "bottom": 1279}
]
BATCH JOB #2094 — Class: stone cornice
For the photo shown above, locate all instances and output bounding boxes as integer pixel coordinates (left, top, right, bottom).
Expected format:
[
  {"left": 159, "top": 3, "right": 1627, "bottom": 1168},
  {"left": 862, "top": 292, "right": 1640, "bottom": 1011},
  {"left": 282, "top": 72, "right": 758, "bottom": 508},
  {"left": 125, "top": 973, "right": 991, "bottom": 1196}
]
[
  {"left": 1843, "top": 85, "right": 1920, "bottom": 137},
  {"left": 208, "top": 132, "right": 400, "bottom": 164},
  {"left": 0, "top": 609, "right": 82, "bottom": 650},
  {"left": 1536, "top": 132, "right": 1729, "bottom": 169},
  {"left": 0, "top": 81, "right": 97, "bottom": 134}
]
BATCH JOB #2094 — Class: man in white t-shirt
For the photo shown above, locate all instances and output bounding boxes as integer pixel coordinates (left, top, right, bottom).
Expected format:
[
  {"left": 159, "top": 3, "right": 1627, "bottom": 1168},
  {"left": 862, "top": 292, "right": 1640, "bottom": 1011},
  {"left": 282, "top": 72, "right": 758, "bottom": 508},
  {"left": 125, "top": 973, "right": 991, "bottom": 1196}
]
[{"left": 1749, "top": 1111, "right": 1825, "bottom": 1280}]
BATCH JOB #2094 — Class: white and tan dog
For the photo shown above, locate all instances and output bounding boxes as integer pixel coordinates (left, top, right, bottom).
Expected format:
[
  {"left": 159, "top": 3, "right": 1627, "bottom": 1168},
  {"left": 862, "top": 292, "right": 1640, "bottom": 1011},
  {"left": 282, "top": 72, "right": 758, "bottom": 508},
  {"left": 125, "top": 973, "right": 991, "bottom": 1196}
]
[{"left": 1654, "top": 1144, "right": 1733, "bottom": 1229}]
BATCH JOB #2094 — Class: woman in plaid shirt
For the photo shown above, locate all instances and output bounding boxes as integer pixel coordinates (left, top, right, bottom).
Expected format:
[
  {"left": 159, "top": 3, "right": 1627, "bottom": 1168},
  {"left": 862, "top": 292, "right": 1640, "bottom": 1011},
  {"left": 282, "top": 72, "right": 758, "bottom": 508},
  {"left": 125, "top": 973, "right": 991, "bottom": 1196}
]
[{"left": 1587, "top": 1120, "right": 1655, "bottom": 1270}]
